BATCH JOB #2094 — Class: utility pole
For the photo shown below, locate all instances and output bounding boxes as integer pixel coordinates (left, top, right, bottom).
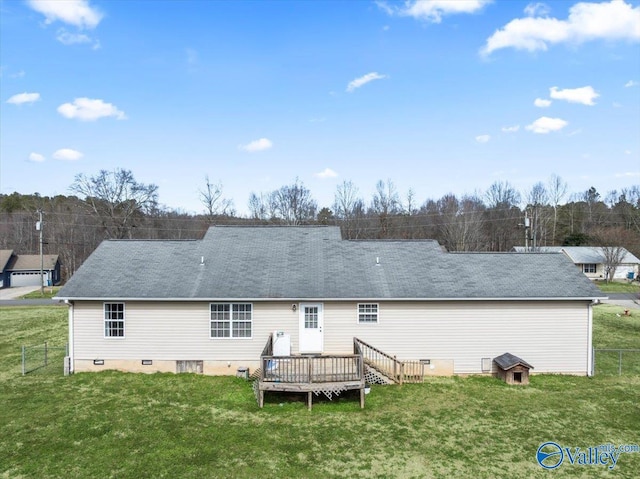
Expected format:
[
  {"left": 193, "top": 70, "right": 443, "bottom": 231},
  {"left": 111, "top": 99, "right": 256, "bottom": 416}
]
[{"left": 36, "top": 210, "right": 44, "bottom": 295}]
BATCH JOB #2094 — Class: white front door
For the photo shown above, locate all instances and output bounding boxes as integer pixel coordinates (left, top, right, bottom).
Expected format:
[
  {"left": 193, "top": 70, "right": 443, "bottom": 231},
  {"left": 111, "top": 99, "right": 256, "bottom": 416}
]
[{"left": 299, "top": 303, "right": 323, "bottom": 353}]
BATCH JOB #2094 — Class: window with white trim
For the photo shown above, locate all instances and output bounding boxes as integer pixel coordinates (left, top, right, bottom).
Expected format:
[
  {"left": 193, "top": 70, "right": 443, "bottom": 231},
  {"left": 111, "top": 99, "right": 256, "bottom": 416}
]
[
  {"left": 583, "top": 263, "right": 597, "bottom": 274},
  {"left": 210, "top": 303, "right": 252, "bottom": 338},
  {"left": 358, "top": 303, "right": 379, "bottom": 323},
  {"left": 104, "top": 303, "right": 125, "bottom": 337}
]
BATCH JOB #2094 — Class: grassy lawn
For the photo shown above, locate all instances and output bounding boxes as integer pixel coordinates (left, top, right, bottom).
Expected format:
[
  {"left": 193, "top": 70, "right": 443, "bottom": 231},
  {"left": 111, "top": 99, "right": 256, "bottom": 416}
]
[
  {"left": 1, "top": 304, "right": 639, "bottom": 478},
  {"left": 595, "top": 280, "right": 640, "bottom": 294},
  {"left": 20, "top": 287, "right": 62, "bottom": 299}
]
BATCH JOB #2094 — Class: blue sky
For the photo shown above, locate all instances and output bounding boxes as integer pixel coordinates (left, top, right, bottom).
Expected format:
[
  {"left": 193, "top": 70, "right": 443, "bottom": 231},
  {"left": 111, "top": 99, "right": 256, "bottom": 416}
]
[{"left": 1, "top": 0, "right": 639, "bottom": 215}]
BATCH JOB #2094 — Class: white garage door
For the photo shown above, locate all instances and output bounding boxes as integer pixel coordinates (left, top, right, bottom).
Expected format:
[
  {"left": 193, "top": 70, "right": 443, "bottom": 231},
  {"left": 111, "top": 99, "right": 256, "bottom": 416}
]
[{"left": 10, "top": 272, "right": 43, "bottom": 287}]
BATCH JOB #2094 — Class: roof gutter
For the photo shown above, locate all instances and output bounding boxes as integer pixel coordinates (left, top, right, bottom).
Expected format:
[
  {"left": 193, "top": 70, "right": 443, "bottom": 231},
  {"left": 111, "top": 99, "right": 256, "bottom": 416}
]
[{"left": 53, "top": 296, "right": 607, "bottom": 302}]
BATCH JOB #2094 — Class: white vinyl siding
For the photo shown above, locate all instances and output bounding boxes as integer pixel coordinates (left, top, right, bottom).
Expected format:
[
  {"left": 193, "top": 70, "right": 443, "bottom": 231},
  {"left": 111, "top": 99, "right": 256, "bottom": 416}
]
[
  {"left": 322, "top": 301, "right": 590, "bottom": 375},
  {"left": 73, "top": 301, "right": 293, "bottom": 362},
  {"left": 72, "top": 300, "right": 591, "bottom": 375}
]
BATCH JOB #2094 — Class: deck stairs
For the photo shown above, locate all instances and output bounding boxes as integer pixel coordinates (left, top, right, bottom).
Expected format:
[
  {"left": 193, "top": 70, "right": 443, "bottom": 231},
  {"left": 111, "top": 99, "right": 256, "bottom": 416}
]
[{"left": 363, "top": 363, "right": 395, "bottom": 385}]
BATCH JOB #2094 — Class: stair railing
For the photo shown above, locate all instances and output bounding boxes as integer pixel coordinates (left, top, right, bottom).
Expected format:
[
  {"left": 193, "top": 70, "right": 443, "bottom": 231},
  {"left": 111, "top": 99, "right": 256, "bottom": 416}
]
[{"left": 354, "top": 337, "right": 405, "bottom": 384}]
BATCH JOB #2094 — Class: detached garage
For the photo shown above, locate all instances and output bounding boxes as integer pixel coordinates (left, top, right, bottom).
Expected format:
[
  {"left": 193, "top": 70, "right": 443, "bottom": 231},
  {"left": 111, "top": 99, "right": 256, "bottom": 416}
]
[{"left": 0, "top": 250, "right": 60, "bottom": 288}]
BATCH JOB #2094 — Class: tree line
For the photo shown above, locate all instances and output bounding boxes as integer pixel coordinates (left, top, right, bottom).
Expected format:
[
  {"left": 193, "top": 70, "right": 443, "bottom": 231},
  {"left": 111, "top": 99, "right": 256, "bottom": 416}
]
[{"left": 1, "top": 168, "right": 638, "bottom": 281}]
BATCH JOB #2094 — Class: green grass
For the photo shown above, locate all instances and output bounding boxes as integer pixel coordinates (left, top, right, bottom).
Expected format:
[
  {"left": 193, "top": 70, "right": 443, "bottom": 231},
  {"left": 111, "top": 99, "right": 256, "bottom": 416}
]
[
  {"left": 20, "top": 287, "right": 62, "bottom": 299},
  {"left": 592, "top": 303, "right": 640, "bottom": 376},
  {"left": 595, "top": 280, "right": 640, "bottom": 294},
  {"left": 1, "top": 304, "right": 639, "bottom": 478}
]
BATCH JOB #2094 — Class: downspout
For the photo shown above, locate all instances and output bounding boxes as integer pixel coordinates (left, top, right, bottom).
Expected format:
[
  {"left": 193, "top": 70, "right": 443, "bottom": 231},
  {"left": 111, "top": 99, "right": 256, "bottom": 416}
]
[
  {"left": 587, "top": 300, "right": 594, "bottom": 377},
  {"left": 67, "top": 300, "right": 74, "bottom": 374}
]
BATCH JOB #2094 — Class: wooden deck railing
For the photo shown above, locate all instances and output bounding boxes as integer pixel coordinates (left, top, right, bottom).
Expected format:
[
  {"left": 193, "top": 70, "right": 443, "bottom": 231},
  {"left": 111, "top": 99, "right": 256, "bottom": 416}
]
[
  {"left": 258, "top": 336, "right": 423, "bottom": 385},
  {"left": 260, "top": 354, "right": 363, "bottom": 383},
  {"left": 355, "top": 337, "right": 404, "bottom": 384},
  {"left": 354, "top": 338, "right": 426, "bottom": 384}
]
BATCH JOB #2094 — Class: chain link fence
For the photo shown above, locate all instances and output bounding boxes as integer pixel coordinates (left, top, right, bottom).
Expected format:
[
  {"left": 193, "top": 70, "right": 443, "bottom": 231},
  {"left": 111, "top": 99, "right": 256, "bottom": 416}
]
[
  {"left": 593, "top": 348, "right": 640, "bottom": 376},
  {"left": 21, "top": 342, "right": 69, "bottom": 376}
]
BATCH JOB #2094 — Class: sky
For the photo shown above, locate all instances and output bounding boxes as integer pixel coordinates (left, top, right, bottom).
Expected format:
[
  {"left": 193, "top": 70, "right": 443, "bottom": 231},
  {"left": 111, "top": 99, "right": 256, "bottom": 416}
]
[{"left": 1, "top": 0, "right": 639, "bottom": 215}]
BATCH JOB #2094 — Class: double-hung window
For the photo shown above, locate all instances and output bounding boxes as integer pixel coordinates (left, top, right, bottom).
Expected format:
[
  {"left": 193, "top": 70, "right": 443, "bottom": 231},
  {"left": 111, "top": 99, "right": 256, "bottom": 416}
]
[
  {"left": 210, "top": 303, "right": 252, "bottom": 338},
  {"left": 358, "top": 303, "right": 379, "bottom": 323},
  {"left": 104, "top": 303, "right": 125, "bottom": 337},
  {"left": 583, "top": 264, "right": 597, "bottom": 274}
]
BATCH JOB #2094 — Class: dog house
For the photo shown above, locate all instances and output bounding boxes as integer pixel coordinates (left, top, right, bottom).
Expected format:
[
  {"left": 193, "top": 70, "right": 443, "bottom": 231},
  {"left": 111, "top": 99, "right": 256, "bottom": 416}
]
[{"left": 493, "top": 352, "right": 533, "bottom": 385}]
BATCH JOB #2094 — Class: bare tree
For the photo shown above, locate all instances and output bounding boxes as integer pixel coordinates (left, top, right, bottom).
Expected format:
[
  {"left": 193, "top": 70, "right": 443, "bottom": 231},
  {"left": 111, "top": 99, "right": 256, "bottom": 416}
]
[
  {"left": 436, "top": 193, "right": 486, "bottom": 251},
  {"left": 592, "top": 228, "right": 629, "bottom": 282},
  {"left": 405, "top": 188, "right": 417, "bottom": 216},
  {"left": 484, "top": 181, "right": 522, "bottom": 251},
  {"left": 70, "top": 168, "right": 159, "bottom": 239},
  {"left": 548, "top": 174, "right": 568, "bottom": 244},
  {"left": 248, "top": 192, "right": 267, "bottom": 221},
  {"left": 525, "top": 182, "right": 550, "bottom": 248},
  {"left": 333, "top": 180, "right": 365, "bottom": 239},
  {"left": 270, "top": 178, "right": 317, "bottom": 225},
  {"left": 370, "top": 179, "right": 401, "bottom": 238},
  {"left": 200, "top": 176, "right": 234, "bottom": 219}
]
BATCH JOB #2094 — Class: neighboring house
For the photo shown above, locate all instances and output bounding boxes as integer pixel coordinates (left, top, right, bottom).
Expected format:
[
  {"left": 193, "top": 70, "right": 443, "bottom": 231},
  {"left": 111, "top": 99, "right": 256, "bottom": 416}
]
[
  {"left": 513, "top": 246, "right": 640, "bottom": 280},
  {"left": 0, "top": 250, "right": 61, "bottom": 288},
  {"left": 0, "top": 250, "right": 13, "bottom": 289},
  {"left": 57, "top": 227, "right": 605, "bottom": 378}
]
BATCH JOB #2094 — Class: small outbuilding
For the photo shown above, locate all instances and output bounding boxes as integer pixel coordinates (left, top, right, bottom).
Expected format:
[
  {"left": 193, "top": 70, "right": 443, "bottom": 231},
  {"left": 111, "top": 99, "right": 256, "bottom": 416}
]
[{"left": 493, "top": 353, "right": 533, "bottom": 385}]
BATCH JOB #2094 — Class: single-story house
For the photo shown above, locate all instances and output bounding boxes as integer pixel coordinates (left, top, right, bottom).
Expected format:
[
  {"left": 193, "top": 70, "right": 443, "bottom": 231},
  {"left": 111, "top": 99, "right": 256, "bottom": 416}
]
[
  {"left": 513, "top": 246, "right": 640, "bottom": 280},
  {"left": 56, "top": 226, "right": 605, "bottom": 377},
  {"left": 0, "top": 249, "right": 61, "bottom": 288}
]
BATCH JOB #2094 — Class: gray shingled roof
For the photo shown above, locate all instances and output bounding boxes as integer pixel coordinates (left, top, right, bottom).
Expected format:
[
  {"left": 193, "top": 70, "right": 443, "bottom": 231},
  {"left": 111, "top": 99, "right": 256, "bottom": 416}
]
[
  {"left": 494, "top": 352, "right": 533, "bottom": 370},
  {"left": 57, "top": 226, "right": 605, "bottom": 300},
  {"left": 9, "top": 254, "right": 59, "bottom": 271},
  {"left": 0, "top": 250, "right": 14, "bottom": 272},
  {"left": 512, "top": 246, "right": 640, "bottom": 265},
  {"left": 562, "top": 246, "right": 640, "bottom": 265}
]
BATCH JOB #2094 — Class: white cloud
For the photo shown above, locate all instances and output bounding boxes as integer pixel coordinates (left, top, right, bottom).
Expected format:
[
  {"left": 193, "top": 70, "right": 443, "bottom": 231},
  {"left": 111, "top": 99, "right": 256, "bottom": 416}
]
[
  {"left": 346, "top": 72, "right": 387, "bottom": 92},
  {"left": 534, "top": 98, "right": 552, "bottom": 107},
  {"left": 526, "top": 116, "right": 568, "bottom": 133},
  {"left": 481, "top": 0, "right": 640, "bottom": 56},
  {"left": 524, "top": 2, "right": 551, "bottom": 17},
  {"left": 549, "top": 85, "right": 599, "bottom": 105},
  {"left": 27, "top": 0, "right": 103, "bottom": 29},
  {"left": 624, "top": 149, "right": 632, "bottom": 155},
  {"left": 501, "top": 125, "right": 520, "bottom": 132},
  {"left": 57, "top": 98, "right": 126, "bottom": 121},
  {"left": 28, "top": 152, "right": 45, "bottom": 162},
  {"left": 6, "top": 92, "right": 40, "bottom": 105},
  {"left": 314, "top": 168, "right": 338, "bottom": 179},
  {"left": 625, "top": 80, "right": 639, "bottom": 87},
  {"left": 56, "top": 29, "right": 91, "bottom": 45},
  {"left": 475, "top": 134, "right": 491, "bottom": 143},
  {"left": 53, "top": 148, "right": 83, "bottom": 161},
  {"left": 56, "top": 28, "right": 99, "bottom": 49},
  {"left": 615, "top": 171, "right": 640, "bottom": 177},
  {"left": 239, "top": 138, "right": 273, "bottom": 152},
  {"left": 381, "top": 0, "right": 491, "bottom": 23}
]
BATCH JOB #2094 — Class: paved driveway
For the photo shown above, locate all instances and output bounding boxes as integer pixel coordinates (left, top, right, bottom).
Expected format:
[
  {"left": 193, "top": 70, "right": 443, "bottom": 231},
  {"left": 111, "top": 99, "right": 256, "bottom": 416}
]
[{"left": 0, "top": 286, "right": 41, "bottom": 300}]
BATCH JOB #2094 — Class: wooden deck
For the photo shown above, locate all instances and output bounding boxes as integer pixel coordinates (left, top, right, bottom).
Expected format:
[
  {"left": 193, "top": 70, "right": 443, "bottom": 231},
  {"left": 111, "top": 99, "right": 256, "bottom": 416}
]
[
  {"left": 257, "top": 337, "right": 366, "bottom": 410},
  {"left": 255, "top": 336, "right": 427, "bottom": 409}
]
